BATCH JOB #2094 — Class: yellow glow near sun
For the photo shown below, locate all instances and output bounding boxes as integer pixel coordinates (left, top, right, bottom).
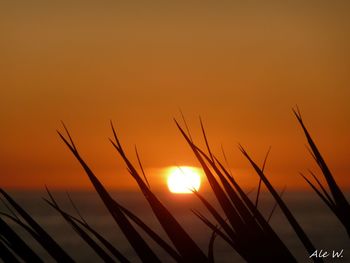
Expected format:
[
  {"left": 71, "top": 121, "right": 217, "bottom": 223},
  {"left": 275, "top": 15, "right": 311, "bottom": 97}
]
[{"left": 167, "top": 166, "right": 201, "bottom": 194}]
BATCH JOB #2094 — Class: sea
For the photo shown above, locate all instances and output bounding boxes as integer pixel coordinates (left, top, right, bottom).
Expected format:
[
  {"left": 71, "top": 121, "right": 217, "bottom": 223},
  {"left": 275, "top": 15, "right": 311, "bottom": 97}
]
[{"left": 1, "top": 190, "right": 349, "bottom": 263}]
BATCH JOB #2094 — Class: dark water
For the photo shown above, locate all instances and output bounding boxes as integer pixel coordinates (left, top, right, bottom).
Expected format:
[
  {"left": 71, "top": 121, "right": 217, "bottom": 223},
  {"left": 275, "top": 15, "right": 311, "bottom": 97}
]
[{"left": 2, "top": 190, "right": 349, "bottom": 263}]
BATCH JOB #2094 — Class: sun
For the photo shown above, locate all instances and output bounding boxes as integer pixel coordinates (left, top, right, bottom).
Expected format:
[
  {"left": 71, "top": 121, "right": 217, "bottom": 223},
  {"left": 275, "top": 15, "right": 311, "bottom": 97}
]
[{"left": 167, "top": 166, "right": 202, "bottom": 194}]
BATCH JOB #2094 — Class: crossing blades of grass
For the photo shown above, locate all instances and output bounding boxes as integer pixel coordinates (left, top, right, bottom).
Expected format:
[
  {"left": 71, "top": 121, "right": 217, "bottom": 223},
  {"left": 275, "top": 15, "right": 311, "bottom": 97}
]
[
  {"left": 293, "top": 107, "right": 350, "bottom": 237},
  {"left": 0, "top": 189, "right": 73, "bottom": 262},
  {"left": 239, "top": 146, "right": 323, "bottom": 263},
  {"left": 0, "top": 217, "right": 43, "bottom": 262},
  {"left": 176, "top": 119, "right": 296, "bottom": 263},
  {"left": 109, "top": 121, "right": 209, "bottom": 263},
  {"left": 57, "top": 123, "right": 162, "bottom": 263}
]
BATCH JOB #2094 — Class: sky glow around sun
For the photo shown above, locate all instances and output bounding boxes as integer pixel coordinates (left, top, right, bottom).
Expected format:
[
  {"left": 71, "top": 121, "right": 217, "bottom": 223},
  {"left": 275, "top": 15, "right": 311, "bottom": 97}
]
[{"left": 167, "top": 166, "right": 201, "bottom": 194}]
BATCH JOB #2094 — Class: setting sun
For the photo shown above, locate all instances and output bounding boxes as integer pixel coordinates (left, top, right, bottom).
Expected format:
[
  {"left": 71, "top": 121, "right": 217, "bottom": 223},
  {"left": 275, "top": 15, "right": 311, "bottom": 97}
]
[{"left": 167, "top": 166, "right": 202, "bottom": 194}]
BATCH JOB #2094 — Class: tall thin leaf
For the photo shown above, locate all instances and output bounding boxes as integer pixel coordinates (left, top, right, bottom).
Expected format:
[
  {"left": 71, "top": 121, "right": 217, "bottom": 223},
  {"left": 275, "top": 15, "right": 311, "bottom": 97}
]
[
  {"left": 0, "top": 189, "right": 73, "bottom": 262},
  {"left": 57, "top": 125, "right": 161, "bottom": 263},
  {"left": 110, "top": 122, "right": 208, "bottom": 262}
]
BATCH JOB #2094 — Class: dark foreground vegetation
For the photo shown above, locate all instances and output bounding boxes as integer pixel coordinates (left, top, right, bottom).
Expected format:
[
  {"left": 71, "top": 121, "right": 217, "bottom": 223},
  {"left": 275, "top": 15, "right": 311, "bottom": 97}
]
[{"left": 1, "top": 109, "right": 349, "bottom": 262}]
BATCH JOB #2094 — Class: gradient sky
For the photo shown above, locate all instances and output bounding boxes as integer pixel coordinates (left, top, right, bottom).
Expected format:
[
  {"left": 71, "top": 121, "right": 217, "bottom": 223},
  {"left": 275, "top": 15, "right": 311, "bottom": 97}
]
[{"left": 1, "top": 1, "right": 350, "bottom": 191}]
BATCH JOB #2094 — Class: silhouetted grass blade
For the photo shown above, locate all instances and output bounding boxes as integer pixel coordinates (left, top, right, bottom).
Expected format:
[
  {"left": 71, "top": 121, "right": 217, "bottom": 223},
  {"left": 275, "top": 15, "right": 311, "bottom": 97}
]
[
  {"left": 110, "top": 122, "right": 209, "bottom": 263},
  {"left": 293, "top": 108, "right": 350, "bottom": 236},
  {"left": 0, "top": 189, "right": 73, "bottom": 262},
  {"left": 267, "top": 187, "right": 286, "bottom": 223},
  {"left": 255, "top": 147, "right": 271, "bottom": 208},
  {"left": 175, "top": 120, "right": 247, "bottom": 235},
  {"left": 71, "top": 216, "right": 130, "bottom": 263},
  {"left": 308, "top": 170, "right": 335, "bottom": 207},
  {"left": 208, "top": 227, "right": 218, "bottom": 263},
  {"left": 192, "top": 190, "right": 237, "bottom": 241},
  {"left": 0, "top": 237, "right": 20, "bottom": 263},
  {"left": 57, "top": 125, "right": 162, "bottom": 263},
  {"left": 117, "top": 204, "right": 183, "bottom": 262},
  {"left": 300, "top": 173, "right": 336, "bottom": 213},
  {"left": 293, "top": 109, "right": 348, "bottom": 206},
  {"left": 0, "top": 217, "right": 43, "bottom": 262},
  {"left": 45, "top": 190, "right": 116, "bottom": 263},
  {"left": 177, "top": 119, "right": 296, "bottom": 262},
  {"left": 0, "top": 212, "right": 52, "bottom": 249},
  {"left": 239, "top": 146, "right": 322, "bottom": 263},
  {"left": 191, "top": 210, "right": 236, "bottom": 249}
]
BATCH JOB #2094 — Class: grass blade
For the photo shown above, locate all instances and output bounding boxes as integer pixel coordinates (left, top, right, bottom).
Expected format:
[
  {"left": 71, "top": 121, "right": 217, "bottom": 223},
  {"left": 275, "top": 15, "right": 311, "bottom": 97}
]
[
  {"left": 208, "top": 227, "right": 218, "bottom": 263},
  {"left": 44, "top": 198, "right": 115, "bottom": 263},
  {"left": 0, "top": 238, "right": 20, "bottom": 263},
  {"left": 110, "top": 122, "right": 208, "bottom": 262},
  {"left": 191, "top": 210, "right": 236, "bottom": 249},
  {"left": 267, "top": 187, "right": 286, "bottom": 223},
  {"left": 65, "top": 195, "right": 130, "bottom": 263},
  {"left": 192, "top": 190, "right": 237, "bottom": 241},
  {"left": 0, "top": 189, "right": 73, "bottom": 262},
  {"left": 293, "top": 108, "right": 350, "bottom": 236},
  {"left": 239, "top": 146, "right": 322, "bottom": 263},
  {"left": 293, "top": 109, "right": 350, "bottom": 208},
  {"left": 117, "top": 204, "right": 183, "bottom": 262},
  {"left": 58, "top": 125, "right": 161, "bottom": 263},
  {"left": 175, "top": 120, "right": 246, "bottom": 234},
  {"left": 300, "top": 174, "right": 337, "bottom": 214},
  {"left": 256, "top": 147, "right": 271, "bottom": 208},
  {"left": 308, "top": 170, "right": 335, "bottom": 207},
  {"left": 0, "top": 217, "right": 43, "bottom": 262}
]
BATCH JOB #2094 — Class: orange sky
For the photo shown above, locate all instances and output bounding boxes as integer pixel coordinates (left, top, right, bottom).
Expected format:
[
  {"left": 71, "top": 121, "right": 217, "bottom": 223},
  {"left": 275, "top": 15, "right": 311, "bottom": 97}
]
[{"left": 1, "top": 1, "right": 350, "bottom": 191}]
